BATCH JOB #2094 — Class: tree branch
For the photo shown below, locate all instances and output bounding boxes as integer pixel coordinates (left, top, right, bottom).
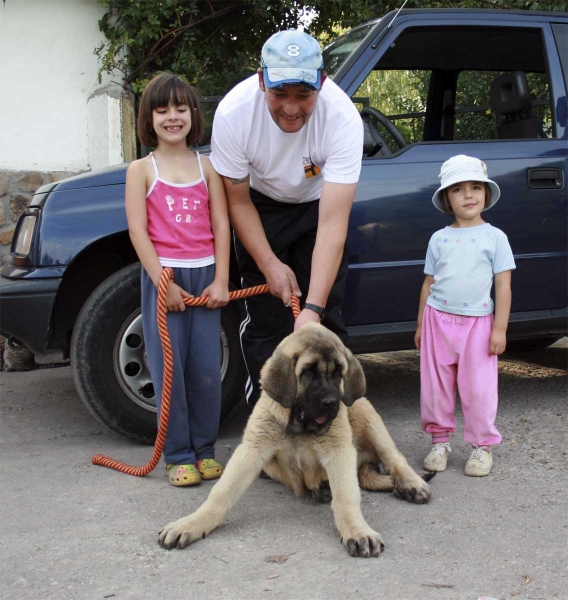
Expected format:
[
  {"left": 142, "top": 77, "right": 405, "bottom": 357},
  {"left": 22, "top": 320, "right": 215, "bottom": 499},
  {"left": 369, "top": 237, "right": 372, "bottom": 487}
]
[{"left": 127, "top": 4, "right": 237, "bottom": 83}]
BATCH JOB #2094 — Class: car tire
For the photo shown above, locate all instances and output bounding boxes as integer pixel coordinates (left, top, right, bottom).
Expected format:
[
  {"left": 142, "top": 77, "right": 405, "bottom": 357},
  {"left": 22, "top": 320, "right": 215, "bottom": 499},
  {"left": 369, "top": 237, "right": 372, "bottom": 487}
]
[{"left": 71, "top": 263, "right": 246, "bottom": 444}]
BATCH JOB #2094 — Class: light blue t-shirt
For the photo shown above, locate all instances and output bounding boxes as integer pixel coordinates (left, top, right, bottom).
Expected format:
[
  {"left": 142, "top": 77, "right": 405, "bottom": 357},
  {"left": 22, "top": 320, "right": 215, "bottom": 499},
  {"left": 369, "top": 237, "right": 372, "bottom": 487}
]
[{"left": 424, "top": 223, "right": 516, "bottom": 317}]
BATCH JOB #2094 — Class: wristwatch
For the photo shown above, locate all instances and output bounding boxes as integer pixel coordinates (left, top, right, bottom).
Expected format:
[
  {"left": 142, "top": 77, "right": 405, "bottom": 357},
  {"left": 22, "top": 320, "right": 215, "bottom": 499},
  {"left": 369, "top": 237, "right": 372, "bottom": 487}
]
[{"left": 304, "top": 303, "right": 326, "bottom": 321}]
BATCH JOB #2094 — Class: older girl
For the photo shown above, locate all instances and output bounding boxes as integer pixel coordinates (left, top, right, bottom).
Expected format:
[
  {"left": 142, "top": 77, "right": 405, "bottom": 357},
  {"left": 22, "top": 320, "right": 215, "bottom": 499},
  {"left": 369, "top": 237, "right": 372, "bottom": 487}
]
[{"left": 126, "top": 73, "right": 230, "bottom": 486}]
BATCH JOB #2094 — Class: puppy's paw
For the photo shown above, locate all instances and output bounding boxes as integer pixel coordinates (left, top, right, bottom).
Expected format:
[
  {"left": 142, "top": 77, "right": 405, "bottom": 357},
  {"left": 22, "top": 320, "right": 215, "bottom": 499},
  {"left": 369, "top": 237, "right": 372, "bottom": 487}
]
[
  {"left": 310, "top": 481, "right": 332, "bottom": 504},
  {"left": 341, "top": 529, "right": 385, "bottom": 558},
  {"left": 158, "top": 516, "right": 207, "bottom": 550},
  {"left": 392, "top": 472, "right": 432, "bottom": 504}
]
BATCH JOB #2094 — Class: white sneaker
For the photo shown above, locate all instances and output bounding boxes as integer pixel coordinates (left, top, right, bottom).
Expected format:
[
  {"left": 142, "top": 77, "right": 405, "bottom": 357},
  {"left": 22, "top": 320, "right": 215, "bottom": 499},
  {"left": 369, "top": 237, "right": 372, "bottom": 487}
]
[
  {"left": 423, "top": 443, "right": 451, "bottom": 472},
  {"left": 464, "top": 445, "right": 493, "bottom": 477}
]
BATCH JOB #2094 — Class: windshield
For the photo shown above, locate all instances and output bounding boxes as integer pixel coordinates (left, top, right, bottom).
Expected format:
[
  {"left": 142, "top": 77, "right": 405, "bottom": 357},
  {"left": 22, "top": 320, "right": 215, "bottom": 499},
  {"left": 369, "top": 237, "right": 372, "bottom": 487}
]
[{"left": 322, "top": 22, "right": 377, "bottom": 78}]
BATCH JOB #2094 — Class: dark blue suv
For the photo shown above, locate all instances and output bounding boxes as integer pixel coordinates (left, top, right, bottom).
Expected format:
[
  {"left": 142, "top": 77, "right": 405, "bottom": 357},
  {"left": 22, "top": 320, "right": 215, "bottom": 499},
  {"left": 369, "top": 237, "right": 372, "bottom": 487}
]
[{"left": 1, "top": 9, "right": 566, "bottom": 442}]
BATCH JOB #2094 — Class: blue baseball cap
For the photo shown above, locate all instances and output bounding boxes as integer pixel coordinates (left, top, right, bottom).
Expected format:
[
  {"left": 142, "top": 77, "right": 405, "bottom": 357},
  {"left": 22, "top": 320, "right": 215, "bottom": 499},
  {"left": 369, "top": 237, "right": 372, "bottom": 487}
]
[{"left": 261, "top": 30, "right": 324, "bottom": 90}]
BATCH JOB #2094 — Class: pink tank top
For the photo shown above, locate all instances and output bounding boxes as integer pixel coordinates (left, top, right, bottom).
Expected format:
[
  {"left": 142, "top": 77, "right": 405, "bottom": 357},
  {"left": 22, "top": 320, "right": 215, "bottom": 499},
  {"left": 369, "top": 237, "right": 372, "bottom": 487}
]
[{"left": 146, "top": 153, "right": 215, "bottom": 263}]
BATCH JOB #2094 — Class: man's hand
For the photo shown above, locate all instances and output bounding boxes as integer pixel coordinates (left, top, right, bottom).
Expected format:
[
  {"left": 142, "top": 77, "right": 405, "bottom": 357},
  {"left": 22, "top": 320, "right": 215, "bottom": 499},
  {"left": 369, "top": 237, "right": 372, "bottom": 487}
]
[
  {"left": 166, "top": 282, "right": 193, "bottom": 312},
  {"left": 262, "top": 258, "right": 302, "bottom": 306},
  {"left": 294, "top": 308, "right": 321, "bottom": 330}
]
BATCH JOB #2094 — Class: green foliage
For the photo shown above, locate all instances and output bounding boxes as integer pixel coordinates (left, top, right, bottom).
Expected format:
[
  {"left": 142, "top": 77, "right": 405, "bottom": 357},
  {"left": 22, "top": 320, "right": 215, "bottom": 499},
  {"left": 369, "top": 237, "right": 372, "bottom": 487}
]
[
  {"left": 99, "top": 1, "right": 287, "bottom": 93},
  {"left": 95, "top": 0, "right": 564, "bottom": 150},
  {"left": 355, "top": 70, "right": 431, "bottom": 144},
  {"left": 95, "top": 0, "right": 566, "bottom": 96},
  {"left": 94, "top": 0, "right": 418, "bottom": 95},
  {"left": 95, "top": 0, "right": 264, "bottom": 95}
]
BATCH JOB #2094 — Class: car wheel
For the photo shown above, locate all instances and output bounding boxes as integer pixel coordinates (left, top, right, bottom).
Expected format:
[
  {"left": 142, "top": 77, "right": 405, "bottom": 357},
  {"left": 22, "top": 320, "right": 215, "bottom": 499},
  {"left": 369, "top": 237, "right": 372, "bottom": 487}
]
[{"left": 71, "top": 263, "right": 246, "bottom": 444}]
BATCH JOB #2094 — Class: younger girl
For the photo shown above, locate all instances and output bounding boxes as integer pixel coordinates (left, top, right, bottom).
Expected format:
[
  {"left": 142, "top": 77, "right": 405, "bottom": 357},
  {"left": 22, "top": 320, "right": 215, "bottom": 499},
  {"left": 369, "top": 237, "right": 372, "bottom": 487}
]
[
  {"left": 415, "top": 155, "right": 515, "bottom": 477},
  {"left": 125, "top": 73, "right": 230, "bottom": 487}
]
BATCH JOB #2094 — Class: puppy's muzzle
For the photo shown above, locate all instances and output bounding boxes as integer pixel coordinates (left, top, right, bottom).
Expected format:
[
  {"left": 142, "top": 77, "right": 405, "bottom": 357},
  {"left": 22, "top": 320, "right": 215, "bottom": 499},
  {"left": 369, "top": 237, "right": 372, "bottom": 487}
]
[{"left": 304, "top": 383, "right": 340, "bottom": 423}]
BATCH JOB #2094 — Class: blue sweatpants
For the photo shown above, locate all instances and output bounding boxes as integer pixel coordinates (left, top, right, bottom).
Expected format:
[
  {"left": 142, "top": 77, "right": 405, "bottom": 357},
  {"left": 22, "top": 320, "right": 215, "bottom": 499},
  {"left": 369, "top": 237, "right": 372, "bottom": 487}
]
[{"left": 141, "top": 265, "right": 221, "bottom": 465}]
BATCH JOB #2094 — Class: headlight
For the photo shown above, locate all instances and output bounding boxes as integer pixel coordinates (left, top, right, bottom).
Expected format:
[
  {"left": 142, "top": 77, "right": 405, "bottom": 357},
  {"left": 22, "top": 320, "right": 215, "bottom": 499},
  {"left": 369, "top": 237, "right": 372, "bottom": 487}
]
[{"left": 14, "top": 214, "right": 37, "bottom": 256}]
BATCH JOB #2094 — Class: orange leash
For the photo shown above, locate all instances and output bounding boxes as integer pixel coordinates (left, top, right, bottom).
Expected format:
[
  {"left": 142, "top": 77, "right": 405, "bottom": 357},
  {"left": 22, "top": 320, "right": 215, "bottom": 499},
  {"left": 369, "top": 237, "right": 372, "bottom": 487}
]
[{"left": 91, "top": 267, "right": 301, "bottom": 476}]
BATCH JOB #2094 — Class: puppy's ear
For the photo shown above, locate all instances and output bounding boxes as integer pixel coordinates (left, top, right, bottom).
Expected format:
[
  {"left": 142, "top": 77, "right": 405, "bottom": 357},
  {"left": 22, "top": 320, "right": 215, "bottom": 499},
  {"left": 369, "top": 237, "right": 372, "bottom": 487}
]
[
  {"left": 260, "top": 348, "right": 297, "bottom": 408},
  {"left": 342, "top": 348, "right": 366, "bottom": 406}
]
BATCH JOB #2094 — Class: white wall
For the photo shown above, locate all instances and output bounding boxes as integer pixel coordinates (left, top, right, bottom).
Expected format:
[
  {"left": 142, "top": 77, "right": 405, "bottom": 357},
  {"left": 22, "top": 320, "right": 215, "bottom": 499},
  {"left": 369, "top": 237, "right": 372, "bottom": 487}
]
[{"left": 0, "top": 0, "right": 118, "bottom": 172}]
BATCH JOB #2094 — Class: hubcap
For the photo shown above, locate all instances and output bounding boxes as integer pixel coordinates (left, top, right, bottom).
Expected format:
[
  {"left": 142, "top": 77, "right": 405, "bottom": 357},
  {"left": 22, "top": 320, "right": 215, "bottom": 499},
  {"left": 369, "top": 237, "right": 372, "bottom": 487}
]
[{"left": 114, "top": 309, "right": 230, "bottom": 412}]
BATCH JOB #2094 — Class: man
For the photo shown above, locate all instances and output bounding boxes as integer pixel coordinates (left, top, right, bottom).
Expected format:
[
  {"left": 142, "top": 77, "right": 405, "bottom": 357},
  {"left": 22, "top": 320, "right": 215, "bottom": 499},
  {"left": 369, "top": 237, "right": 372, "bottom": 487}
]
[{"left": 210, "top": 29, "right": 364, "bottom": 405}]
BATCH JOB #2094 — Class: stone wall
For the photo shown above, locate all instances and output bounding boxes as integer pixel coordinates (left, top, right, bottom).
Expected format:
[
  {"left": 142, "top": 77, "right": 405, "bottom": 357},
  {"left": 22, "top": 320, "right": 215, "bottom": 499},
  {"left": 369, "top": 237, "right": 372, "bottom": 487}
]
[{"left": 0, "top": 169, "right": 82, "bottom": 264}]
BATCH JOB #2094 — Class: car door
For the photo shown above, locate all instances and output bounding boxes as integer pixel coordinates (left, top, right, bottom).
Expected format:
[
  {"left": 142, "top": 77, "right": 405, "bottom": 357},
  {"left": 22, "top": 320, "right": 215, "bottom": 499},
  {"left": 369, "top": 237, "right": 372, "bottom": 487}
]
[{"left": 335, "top": 12, "right": 567, "bottom": 346}]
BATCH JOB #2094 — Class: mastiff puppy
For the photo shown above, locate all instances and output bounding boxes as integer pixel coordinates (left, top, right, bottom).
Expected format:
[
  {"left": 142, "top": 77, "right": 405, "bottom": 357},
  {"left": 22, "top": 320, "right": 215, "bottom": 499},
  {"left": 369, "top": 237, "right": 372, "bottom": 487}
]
[{"left": 159, "top": 323, "right": 433, "bottom": 557}]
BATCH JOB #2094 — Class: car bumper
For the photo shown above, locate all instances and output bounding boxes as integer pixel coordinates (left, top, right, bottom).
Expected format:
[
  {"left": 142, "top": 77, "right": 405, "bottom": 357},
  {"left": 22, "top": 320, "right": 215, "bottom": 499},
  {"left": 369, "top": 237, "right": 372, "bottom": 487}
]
[{"left": 0, "top": 273, "right": 61, "bottom": 354}]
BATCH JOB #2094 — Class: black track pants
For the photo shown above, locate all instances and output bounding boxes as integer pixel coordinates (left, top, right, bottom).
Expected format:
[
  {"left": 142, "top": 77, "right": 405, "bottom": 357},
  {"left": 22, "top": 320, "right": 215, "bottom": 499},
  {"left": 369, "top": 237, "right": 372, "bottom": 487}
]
[{"left": 235, "top": 188, "right": 348, "bottom": 406}]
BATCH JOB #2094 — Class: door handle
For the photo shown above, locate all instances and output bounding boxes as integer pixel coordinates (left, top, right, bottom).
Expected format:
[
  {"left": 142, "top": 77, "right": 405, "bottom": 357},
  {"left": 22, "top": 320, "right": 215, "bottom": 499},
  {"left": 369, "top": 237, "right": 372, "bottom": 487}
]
[{"left": 527, "top": 168, "right": 563, "bottom": 189}]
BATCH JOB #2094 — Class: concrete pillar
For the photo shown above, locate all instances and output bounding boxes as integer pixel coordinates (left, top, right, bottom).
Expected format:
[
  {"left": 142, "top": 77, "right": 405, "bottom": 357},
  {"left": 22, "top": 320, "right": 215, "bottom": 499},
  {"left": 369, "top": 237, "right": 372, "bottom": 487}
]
[{"left": 87, "top": 85, "right": 136, "bottom": 170}]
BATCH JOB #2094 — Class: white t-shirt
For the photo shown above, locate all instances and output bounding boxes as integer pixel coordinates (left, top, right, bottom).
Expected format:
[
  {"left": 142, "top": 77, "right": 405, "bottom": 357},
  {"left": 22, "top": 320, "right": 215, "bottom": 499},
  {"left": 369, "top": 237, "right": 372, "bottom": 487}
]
[
  {"left": 424, "top": 223, "right": 516, "bottom": 317},
  {"left": 210, "top": 75, "right": 363, "bottom": 203}
]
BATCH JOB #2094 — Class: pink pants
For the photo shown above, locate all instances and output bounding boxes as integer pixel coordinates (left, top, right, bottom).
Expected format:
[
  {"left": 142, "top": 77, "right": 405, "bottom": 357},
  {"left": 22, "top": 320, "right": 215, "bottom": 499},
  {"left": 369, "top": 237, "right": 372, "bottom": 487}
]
[{"left": 420, "top": 305, "right": 502, "bottom": 447}]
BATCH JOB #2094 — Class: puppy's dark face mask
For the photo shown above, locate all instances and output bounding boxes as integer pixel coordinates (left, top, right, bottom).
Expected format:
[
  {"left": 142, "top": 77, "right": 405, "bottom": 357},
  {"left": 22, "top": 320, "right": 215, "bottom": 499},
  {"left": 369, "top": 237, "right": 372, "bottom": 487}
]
[{"left": 288, "top": 356, "right": 344, "bottom": 435}]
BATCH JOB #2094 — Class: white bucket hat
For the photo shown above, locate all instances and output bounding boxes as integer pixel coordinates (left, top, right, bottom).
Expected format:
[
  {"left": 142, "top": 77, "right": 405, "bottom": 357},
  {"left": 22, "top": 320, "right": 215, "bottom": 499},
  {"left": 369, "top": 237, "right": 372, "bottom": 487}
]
[{"left": 432, "top": 154, "right": 501, "bottom": 213}]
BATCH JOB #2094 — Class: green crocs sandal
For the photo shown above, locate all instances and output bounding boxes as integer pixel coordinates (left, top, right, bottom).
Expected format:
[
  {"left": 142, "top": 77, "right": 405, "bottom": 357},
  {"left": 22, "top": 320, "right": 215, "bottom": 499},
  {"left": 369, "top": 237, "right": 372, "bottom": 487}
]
[
  {"left": 166, "top": 464, "right": 202, "bottom": 487},
  {"left": 196, "top": 458, "right": 224, "bottom": 480}
]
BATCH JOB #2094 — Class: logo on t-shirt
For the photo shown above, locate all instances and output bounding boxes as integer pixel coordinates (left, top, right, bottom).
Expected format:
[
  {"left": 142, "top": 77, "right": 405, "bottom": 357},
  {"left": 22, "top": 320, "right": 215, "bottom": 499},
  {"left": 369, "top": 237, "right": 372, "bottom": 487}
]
[{"left": 303, "top": 157, "right": 321, "bottom": 178}]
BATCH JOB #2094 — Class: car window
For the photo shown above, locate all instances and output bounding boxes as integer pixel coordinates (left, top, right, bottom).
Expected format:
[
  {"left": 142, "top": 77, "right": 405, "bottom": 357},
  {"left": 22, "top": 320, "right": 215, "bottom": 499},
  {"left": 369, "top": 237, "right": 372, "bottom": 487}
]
[
  {"left": 551, "top": 23, "right": 567, "bottom": 95},
  {"left": 351, "top": 25, "right": 553, "bottom": 158},
  {"left": 322, "top": 22, "right": 376, "bottom": 79},
  {"left": 353, "top": 69, "right": 431, "bottom": 152},
  {"left": 454, "top": 70, "right": 551, "bottom": 140}
]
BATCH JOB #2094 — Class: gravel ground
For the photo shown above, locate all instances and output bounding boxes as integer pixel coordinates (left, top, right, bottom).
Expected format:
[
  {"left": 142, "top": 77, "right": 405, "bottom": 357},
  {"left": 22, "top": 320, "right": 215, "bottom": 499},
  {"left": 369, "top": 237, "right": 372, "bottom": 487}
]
[{"left": 0, "top": 339, "right": 566, "bottom": 600}]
